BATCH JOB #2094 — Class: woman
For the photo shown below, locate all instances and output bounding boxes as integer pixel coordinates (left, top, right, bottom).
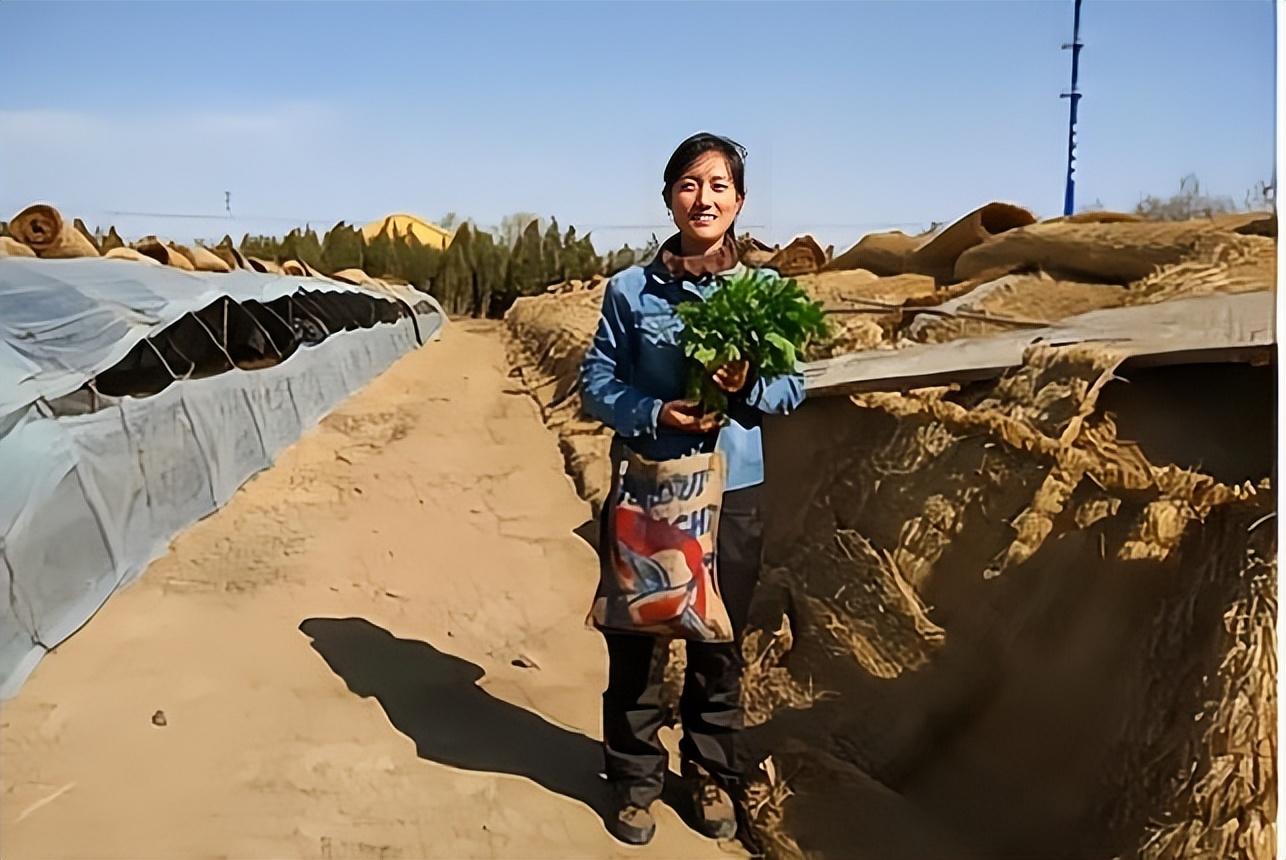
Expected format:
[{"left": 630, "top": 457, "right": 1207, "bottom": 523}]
[{"left": 580, "top": 132, "right": 805, "bottom": 845}]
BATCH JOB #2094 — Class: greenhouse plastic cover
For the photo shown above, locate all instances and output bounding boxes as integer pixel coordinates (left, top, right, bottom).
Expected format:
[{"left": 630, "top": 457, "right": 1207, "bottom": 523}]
[
  {"left": 0, "top": 257, "right": 443, "bottom": 421},
  {"left": 0, "top": 258, "right": 445, "bottom": 696}
]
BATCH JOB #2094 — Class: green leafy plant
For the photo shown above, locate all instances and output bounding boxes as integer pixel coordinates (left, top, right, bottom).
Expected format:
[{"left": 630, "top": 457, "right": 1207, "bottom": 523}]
[{"left": 676, "top": 267, "right": 830, "bottom": 414}]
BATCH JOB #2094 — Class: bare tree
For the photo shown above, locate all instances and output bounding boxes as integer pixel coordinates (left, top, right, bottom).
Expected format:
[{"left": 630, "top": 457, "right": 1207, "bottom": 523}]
[
  {"left": 497, "top": 212, "right": 543, "bottom": 250},
  {"left": 1135, "top": 174, "right": 1237, "bottom": 221}
]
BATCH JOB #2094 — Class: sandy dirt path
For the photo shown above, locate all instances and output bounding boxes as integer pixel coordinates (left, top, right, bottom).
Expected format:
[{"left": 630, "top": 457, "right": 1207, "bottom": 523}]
[{"left": 1, "top": 320, "right": 743, "bottom": 860}]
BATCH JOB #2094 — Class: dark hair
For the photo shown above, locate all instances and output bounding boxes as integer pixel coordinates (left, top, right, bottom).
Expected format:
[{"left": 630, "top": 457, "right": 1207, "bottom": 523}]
[{"left": 662, "top": 132, "right": 748, "bottom": 211}]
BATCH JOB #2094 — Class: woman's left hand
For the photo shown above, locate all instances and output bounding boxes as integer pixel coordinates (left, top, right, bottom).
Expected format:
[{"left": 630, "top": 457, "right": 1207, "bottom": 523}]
[{"left": 712, "top": 360, "right": 750, "bottom": 393}]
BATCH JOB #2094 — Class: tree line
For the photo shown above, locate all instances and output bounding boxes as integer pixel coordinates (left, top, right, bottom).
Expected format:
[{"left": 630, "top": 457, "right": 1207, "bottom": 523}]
[{"left": 230, "top": 218, "right": 659, "bottom": 317}]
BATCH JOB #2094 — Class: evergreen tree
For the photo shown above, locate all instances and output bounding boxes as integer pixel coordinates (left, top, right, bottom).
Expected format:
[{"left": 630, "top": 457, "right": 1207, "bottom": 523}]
[
  {"left": 364, "top": 227, "right": 397, "bottom": 278},
  {"left": 395, "top": 229, "right": 443, "bottom": 289},
  {"left": 299, "top": 226, "right": 324, "bottom": 269},
  {"left": 435, "top": 222, "right": 474, "bottom": 315},
  {"left": 560, "top": 225, "right": 581, "bottom": 280},
  {"left": 559, "top": 225, "right": 603, "bottom": 281},
  {"left": 321, "top": 221, "right": 364, "bottom": 273},
  {"left": 541, "top": 218, "right": 563, "bottom": 285},
  {"left": 606, "top": 244, "right": 636, "bottom": 276},
  {"left": 240, "top": 233, "right": 283, "bottom": 262},
  {"left": 508, "top": 219, "right": 546, "bottom": 298},
  {"left": 471, "top": 229, "right": 508, "bottom": 316},
  {"left": 278, "top": 229, "right": 300, "bottom": 263},
  {"left": 278, "top": 227, "right": 323, "bottom": 268},
  {"left": 579, "top": 234, "right": 603, "bottom": 279},
  {"left": 498, "top": 212, "right": 541, "bottom": 250}
]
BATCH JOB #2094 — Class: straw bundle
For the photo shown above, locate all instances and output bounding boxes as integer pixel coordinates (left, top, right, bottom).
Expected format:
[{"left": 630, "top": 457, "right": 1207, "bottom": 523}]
[
  {"left": 1044, "top": 211, "right": 1142, "bottom": 225},
  {"left": 953, "top": 219, "right": 1253, "bottom": 284},
  {"left": 211, "top": 244, "right": 249, "bottom": 271},
  {"left": 99, "top": 226, "right": 126, "bottom": 253},
  {"left": 765, "top": 235, "right": 829, "bottom": 276},
  {"left": 0, "top": 236, "right": 36, "bottom": 257},
  {"left": 245, "top": 256, "right": 283, "bottom": 274},
  {"left": 72, "top": 218, "right": 101, "bottom": 253},
  {"left": 826, "top": 230, "right": 919, "bottom": 276},
  {"left": 826, "top": 203, "right": 1036, "bottom": 282},
  {"left": 9, "top": 204, "right": 100, "bottom": 258},
  {"left": 332, "top": 267, "right": 380, "bottom": 287},
  {"left": 739, "top": 235, "right": 776, "bottom": 267},
  {"left": 908, "top": 203, "right": 1036, "bottom": 282},
  {"left": 180, "top": 243, "right": 233, "bottom": 273},
  {"left": 281, "top": 259, "right": 324, "bottom": 278},
  {"left": 133, "top": 236, "right": 195, "bottom": 270},
  {"left": 104, "top": 247, "right": 161, "bottom": 265},
  {"left": 1212, "top": 211, "right": 1276, "bottom": 237}
]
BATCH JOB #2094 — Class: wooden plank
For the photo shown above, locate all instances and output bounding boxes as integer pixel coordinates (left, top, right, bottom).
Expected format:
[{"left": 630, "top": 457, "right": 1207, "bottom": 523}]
[{"left": 805, "top": 291, "right": 1275, "bottom": 397}]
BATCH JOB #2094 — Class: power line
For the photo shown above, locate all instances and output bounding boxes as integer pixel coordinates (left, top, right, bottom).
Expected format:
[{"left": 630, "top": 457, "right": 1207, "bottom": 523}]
[
  {"left": 94, "top": 211, "right": 934, "bottom": 236},
  {"left": 102, "top": 209, "right": 341, "bottom": 223}
]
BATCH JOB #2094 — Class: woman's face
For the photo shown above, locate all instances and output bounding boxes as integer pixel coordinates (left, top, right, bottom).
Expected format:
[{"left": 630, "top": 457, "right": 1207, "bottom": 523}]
[{"left": 668, "top": 151, "right": 743, "bottom": 251}]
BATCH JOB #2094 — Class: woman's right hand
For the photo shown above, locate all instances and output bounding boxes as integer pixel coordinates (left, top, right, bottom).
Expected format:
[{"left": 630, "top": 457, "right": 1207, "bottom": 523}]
[{"left": 659, "top": 400, "right": 722, "bottom": 433}]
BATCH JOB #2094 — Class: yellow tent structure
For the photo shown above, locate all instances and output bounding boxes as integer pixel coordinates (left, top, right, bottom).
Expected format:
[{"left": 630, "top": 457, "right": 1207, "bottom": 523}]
[{"left": 361, "top": 213, "right": 453, "bottom": 250}]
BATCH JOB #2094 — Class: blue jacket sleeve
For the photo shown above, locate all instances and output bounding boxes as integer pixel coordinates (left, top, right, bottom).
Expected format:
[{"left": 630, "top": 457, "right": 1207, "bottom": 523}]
[
  {"left": 580, "top": 280, "right": 665, "bottom": 437},
  {"left": 743, "top": 362, "right": 806, "bottom": 415}
]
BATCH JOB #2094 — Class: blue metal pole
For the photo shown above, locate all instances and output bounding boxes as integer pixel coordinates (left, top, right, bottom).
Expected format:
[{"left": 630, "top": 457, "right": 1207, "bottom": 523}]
[{"left": 1061, "top": 0, "right": 1084, "bottom": 216}]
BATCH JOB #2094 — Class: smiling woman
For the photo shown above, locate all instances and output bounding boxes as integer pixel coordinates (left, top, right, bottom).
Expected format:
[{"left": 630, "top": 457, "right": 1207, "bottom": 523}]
[
  {"left": 662, "top": 134, "right": 746, "bottom": 256},
  {"left": 579, "top": 132, "right": 806, "bottom": 847}
]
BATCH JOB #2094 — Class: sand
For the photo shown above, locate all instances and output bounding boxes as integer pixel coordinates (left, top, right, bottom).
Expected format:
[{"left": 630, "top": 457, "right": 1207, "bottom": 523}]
[{"left": 0, "top": 320, "right": 744, "bottom": 860}]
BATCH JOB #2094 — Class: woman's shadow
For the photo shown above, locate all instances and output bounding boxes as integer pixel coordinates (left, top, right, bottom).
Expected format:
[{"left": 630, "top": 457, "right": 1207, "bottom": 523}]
[{"left": 299, "top": 617, "right": 619, "bottom": 825}]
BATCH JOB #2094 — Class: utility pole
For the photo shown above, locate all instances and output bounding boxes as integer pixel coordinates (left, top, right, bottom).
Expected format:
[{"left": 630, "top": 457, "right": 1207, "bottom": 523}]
[
  {"left": 1061, "top": 0, "right": 1084, "bottom": 216},
  {"left": 225, "top": 191, "right": 232, "bottom": 217}
]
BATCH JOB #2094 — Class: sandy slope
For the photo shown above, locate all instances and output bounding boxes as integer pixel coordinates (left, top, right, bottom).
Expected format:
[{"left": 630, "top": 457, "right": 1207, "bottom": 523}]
[{"left": 0, "top": 320, "right": 742, "bottom": 860}]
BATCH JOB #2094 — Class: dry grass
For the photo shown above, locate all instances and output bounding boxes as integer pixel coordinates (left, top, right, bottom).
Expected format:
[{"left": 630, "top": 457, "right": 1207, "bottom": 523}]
[
  {"left": 741, "top": 756, "right": 806, "bottom": 860},
  {"left": 741, "top": 614, "right": 835, "bottom": 728}
]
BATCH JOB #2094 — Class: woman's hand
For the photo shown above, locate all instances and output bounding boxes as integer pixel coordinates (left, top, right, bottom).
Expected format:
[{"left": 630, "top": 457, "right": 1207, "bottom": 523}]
[
  {"left": 659, "top": 400, "right": 722, "bottom": 433},
  {"left": 711, "top": 360, "right": 750, "bottom": 393}
]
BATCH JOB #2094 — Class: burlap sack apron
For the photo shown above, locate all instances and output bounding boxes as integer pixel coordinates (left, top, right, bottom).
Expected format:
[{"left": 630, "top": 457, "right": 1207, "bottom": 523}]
[{"left": 587, "top": 443, "right": 734, "bottom": 643}]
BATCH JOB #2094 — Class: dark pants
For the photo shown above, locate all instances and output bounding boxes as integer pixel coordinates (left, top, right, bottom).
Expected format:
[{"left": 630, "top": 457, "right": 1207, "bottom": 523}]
[{"left": 600, "top": 483, "right": 764, "bottom": 808}]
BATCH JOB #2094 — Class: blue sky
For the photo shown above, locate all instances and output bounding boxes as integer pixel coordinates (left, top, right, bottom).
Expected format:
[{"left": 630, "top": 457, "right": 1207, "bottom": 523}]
[{"left": 0, "top": 1, "right": 1275, "bottom": 253}]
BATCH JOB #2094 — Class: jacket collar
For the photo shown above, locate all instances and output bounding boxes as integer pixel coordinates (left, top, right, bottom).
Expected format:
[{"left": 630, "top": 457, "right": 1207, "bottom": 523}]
[{"left": 645, "top": 233, "right": 740, "bottom": 285}]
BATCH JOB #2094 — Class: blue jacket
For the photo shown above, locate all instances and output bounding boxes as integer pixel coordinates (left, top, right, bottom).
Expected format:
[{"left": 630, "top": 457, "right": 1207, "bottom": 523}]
[{"left": 579, "top": 256, "right": 805, "bottom": 491}]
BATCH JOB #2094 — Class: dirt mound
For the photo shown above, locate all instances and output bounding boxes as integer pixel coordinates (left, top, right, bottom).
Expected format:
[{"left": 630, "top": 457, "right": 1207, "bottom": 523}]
[
  {"left": 503, "top": 288, "right": 612, "bottom": 512},
  {"left": 501, "top": 210, "right": 1276, "bottom": 858},
  {"left": 752, "top": 345, "right": 1273, "bottom": 859}
]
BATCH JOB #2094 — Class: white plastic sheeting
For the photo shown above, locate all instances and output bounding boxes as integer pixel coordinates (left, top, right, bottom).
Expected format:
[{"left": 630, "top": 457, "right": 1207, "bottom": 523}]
[
  {"left": 0, "top": 257, "right": 442, "bottom": 421},
  {"left": 0, "top": 259, "right": 445, "bottom": 696}
]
